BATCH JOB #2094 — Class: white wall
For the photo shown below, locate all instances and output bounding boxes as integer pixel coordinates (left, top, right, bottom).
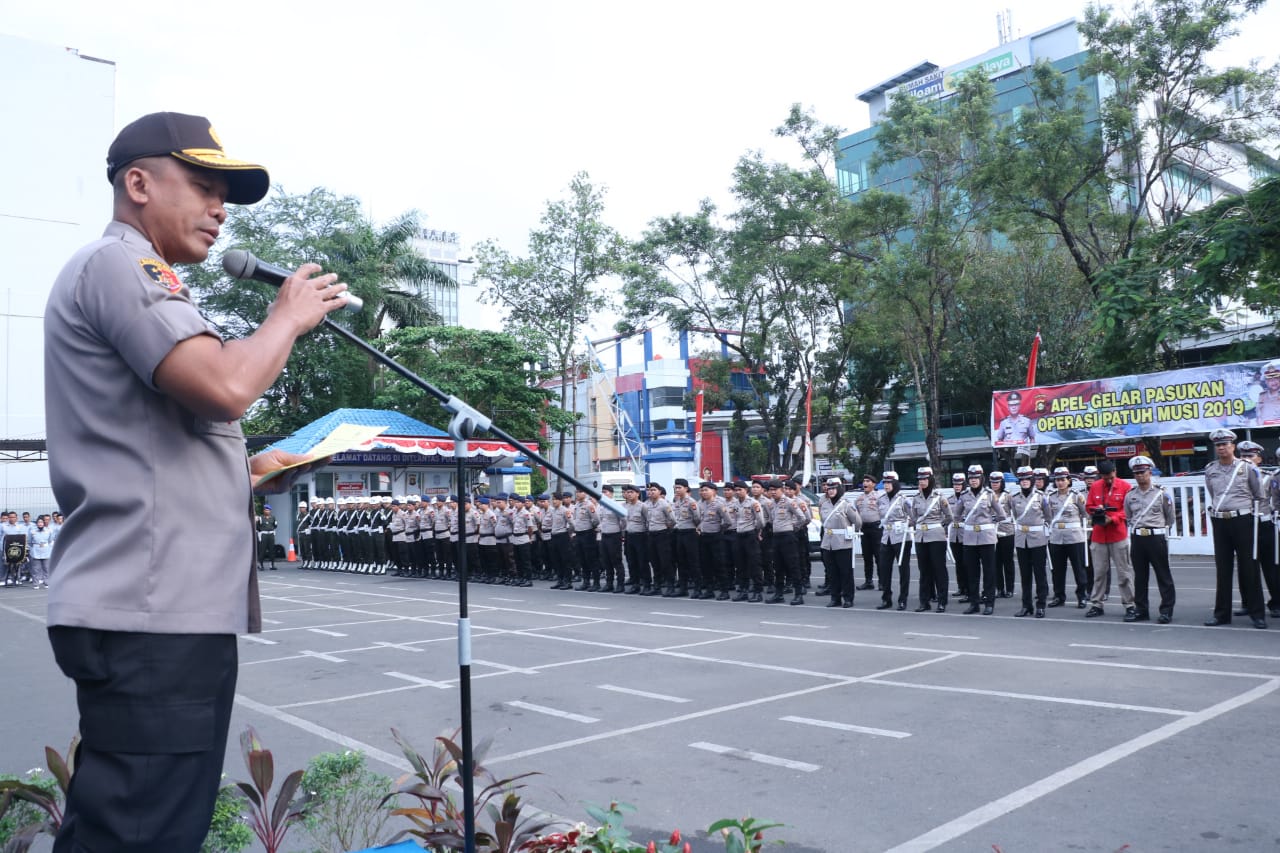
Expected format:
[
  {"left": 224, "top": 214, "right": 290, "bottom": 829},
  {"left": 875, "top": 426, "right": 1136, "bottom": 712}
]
[{"left": 0, "top": 34, "right": 116, "bottom": 490}]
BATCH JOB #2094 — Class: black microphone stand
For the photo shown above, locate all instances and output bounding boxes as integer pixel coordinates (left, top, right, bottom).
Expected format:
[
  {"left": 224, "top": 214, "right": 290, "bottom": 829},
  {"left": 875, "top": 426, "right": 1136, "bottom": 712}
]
[{"left": 316, "top": 317, "right": 623, "bottom": 853}]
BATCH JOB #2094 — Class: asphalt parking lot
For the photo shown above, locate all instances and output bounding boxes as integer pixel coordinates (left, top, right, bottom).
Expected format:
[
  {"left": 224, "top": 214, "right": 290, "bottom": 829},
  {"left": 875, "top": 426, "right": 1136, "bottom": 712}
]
[{"left": 2, "top": 556, "right": 1278, "bottom": 852}]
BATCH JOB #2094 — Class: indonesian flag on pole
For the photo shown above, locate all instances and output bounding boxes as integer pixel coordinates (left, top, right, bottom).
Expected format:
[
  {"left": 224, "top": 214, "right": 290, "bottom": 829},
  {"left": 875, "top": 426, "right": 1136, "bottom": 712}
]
[{"left": 1026, "top": 329, "right": 1041, "bottom": 387}]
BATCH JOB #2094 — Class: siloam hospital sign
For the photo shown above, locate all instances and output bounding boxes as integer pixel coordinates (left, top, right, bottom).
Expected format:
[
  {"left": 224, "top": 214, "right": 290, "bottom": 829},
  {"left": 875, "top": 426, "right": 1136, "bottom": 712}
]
[{"left": 887, "top": 41, "right": 1032, "bottom": 102}]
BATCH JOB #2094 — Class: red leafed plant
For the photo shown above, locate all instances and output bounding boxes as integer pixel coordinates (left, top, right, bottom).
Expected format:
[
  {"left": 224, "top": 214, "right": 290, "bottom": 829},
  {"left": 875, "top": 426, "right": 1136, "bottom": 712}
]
[{"left": 232, "top": 726, "right": 309, "bottom": 853}]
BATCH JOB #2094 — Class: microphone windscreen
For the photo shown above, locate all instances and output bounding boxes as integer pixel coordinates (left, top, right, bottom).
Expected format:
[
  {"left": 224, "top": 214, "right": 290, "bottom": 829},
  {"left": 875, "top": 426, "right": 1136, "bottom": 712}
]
[{"left": 222, "top": 249, "right": 255, "bottom": 280}]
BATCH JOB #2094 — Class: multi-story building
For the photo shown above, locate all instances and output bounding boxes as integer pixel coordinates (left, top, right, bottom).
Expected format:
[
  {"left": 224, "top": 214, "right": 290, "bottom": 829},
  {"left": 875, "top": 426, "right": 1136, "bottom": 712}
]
[
  {"left": 0, "top": 35, "right": 115, "bottom": 507},
  {"left": 411, "top": 227, "right": 492, "bottom": 329}
]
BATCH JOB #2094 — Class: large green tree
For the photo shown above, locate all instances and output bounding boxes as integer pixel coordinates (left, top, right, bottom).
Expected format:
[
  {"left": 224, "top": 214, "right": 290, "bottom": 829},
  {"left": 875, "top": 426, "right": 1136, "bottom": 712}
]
[
  {"left": 372, "top": 326, "right": 574, "bottom": 446},
  {"left": 857, "top": 70, "right": 999, "bottom": 471},
  {"left": 473, "top": 173, "right": 620, "bottom": 486},
  {"left": 184, "top": 187, "right": 449, "bottom": 433}
]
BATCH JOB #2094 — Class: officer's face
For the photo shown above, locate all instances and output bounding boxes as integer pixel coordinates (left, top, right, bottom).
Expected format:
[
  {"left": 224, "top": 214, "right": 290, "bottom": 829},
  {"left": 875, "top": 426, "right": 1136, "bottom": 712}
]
[
  {"left": 1134, "top": 467, "right": 1153, "bottom": 486},
  {"left": 699, "top": 487, "right": 714, "bottom": 500},
  {"left": 1214, "top": 440, "right": 1236, "bottom": 462},
  {"left": 133, "top": 159, "right": 230, "bottom": 265},
  {"left": 862, "top": 479, "right": 874, "bottom": 492},
  {"left": 1055, "top": 475, "right": 1070, "bottom": 491},
  {"left": 647, "top": 487, "right": 660, "bottom": 501},
  {"left": 1007, "top": 395, "right": 1022, "bottom": 414}
]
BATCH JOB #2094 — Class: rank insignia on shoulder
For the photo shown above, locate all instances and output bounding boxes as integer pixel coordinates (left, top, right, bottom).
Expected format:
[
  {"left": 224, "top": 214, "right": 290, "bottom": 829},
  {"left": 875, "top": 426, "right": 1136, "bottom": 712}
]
[{"left": 139, "top": 257, "right": 183, "bottom": 293}]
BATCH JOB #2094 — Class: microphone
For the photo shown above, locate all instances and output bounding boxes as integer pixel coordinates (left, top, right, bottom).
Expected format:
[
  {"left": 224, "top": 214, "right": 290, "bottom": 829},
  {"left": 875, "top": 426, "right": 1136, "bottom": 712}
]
[{"left": 221, "top": 249, "right": 363, "bottom": 313}]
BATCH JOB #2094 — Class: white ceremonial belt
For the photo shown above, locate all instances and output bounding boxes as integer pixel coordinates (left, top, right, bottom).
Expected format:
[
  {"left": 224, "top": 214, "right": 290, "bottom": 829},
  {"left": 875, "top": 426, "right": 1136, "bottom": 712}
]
[
  {"left": 1133, "top": 528, "right": 1166, "bottom": 537},
  {"left": 963, "top": 523, "right": 994, "bottom": 532},
  {"left": 1054, "top": 522, "right": 1084, "bottom": 529},
  {"left": 1018, "top": 525, "right": 1041, "bottom": 532},
  {"left": 1210, "top": 509, "right": 1252, "bottom": 519},
  {"left": 916, "top": 523, "right": 943, "bottom": 531}
]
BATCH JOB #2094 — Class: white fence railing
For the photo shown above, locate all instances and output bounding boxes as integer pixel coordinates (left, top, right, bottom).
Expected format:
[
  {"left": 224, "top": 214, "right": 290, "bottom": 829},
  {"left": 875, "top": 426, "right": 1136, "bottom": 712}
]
[{"left": 1161, "top": 475, "right": 1214, "bottom": 556}]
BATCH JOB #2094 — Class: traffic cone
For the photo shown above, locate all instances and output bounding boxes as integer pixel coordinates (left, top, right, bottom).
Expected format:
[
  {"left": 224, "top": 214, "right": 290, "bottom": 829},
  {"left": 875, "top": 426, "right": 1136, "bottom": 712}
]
[{"left": 286, "top": 539, "right": 298, "bottom": 562}]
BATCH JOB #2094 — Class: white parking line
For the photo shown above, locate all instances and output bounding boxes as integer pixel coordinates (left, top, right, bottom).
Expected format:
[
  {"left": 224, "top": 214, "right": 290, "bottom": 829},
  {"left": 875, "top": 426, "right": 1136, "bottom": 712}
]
[
  {"left": 883, "top": 679, "right": 1280, "bottom": 853},
  {"left": 491, "top": 597, "right": 525, "bottom": 602},
  {"left": 558, "top": 604, "right": 611, "bottom": 611},
  {"left": 690, "top": 742, "right": 820, "bottom": 772},
  {"left": 598, "top": 684, "right": 691, "bottom": 703},
  {"left": 261, "top": 618, "right": 282, "bottom": 625},
  {"left": 865, "top": 679, "right": 1192, "bottom": 716},
  {"left": 300, "top": 650, "right": 347, "bottom": 663},
  {"left": 307, "top": 628, "right": 348, "bottom": 637},
  {"left": 234, "top": 694, "right": 410, "bottom": 772},
  {"left": 761, "top": 621, "right": 828, "bottom": 629},
  {"left": 373, "top": 641, "right": 424, "bottom": 653},
  {"left": 905, "top": 632, "right": 979, "bottom": 640},
  {"left": 781, "top": 716, "right": 911, "bottom": 739},
  {"left": 384, "top": 671, "right": 451, "bottom": 689},
  {"left": 506, "top": 700, "right": 599, "bottom": 723},
  {"left": 240, "top": 635, "right": 278, "bottom": 645},
  {"left": 650, "top": 611, "right": 703, "bottom": 619},
  {"left": 1069, "top": 643, "right": 1280, "bottom": 662},
  {"left": 474, "top": 659, "right": 539, "bottom": 675}
]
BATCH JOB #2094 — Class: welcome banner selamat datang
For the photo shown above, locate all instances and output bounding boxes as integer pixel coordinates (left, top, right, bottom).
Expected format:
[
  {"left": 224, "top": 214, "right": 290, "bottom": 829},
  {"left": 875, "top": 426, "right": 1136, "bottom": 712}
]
[{"left": 991, "top": 359, "right": 1280, "bottom": 448}]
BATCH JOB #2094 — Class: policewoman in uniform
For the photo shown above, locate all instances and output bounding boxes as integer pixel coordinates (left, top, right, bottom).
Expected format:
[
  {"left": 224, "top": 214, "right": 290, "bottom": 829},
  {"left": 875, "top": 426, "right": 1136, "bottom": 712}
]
[
  {"left": 1009, "top": 465, "right": 1050, "bottom": 618},
  {"left": 853, "top": 475, "right": 881, "bottom": 591},
  {"left": 909, "top": 467, "right": 952, "bottom": 612},
  {"left": 44, "top": 113, "right": 346, "bottom": 851},
  {"left": 1123, "top": 455, "right": 1176, "bottom": 623},
  {"left": 1203, "top": 429, "right": 1266, "bottom": 628}
]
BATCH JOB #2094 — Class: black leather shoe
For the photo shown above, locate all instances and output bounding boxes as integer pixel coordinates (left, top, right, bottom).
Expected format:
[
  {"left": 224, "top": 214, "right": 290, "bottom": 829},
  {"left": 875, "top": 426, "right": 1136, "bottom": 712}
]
[
  {"left": 1085, "top": 606, "right": 1105, "bottom": 617},
  {"left": 1157, "top": 613, "right": 1171, "bottom": 624},
  {"left": 767, "top": 593, "right": 786, "bottom": 604},
  {"left": 732, "top": 590, "right": 748, "bottom": 602},
  {"left": 915, "top": 604, "right": 932, "bottom": 612},
  {"left": 1203, "top": 617, "right": 1230, "bottom": 626},
  {"left": 790, "top": 595, "right": 804, "bottom": 606},
  {"left": 1047, "top": 597, "right": 1065, "bottom": 608},
  {"left": 1270, "top": 608, "right": 1280, "bottom": 619},
  {"left": 876, "top": 601, "right": 893, "bottom": 610},
  {"left": 1077, "top": 600, "right": 1088, "bottom": 609},
  {"left": 826, "top": 598, "right": 841, "bottom": 608},
  {"left": 857, "top": 582, "right": 875, "bottom": 590},
  {"left": 1015, "top": 608, "right": 1032, "bottom": 617},
  {"left": 1252, "top": 618, "right": 1267, "bottom": 629},
  {"left": 716, "top": 591, "right": 731, "bottom": 601},
  {"left": 982, "top": 605, "right": 994, "bottom": 615},
  {"left": 815, "top": 585, "right": 829, "bottom": 595},
  {"left": 935, "top": 604, "right": 946, "bottom": 613},
  {"left": 964, "top": 603, "right": 980, "bottom": 614},
  {"left": 1035, "top": 608, "right": 1045, "bottom": 618},
  {"left": 897, "top": 601, "right": 906, "bottom": 611},
  {"left": 1123, "top": 607, "right": 1139, "bottom": 622},
  {"left": 842, "top": 599, "right": 854, "bottom": 608},
  {"left": 1234, "top": 608, "right": 1249, "bottom": 616},
  {"left": 747, "top": 592, "right": 763, "bottom": 603},
  {"left": 957, "top": 596, "right": 971, "bottom": 604}
]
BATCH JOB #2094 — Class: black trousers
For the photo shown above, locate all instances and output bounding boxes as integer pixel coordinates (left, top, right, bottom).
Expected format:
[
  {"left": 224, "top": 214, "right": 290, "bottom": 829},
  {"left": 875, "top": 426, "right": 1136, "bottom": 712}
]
[
  {"left": 574, "top": 531, "right": 599, "bottom": 582},
  {"left": 1211, "top": 515, "right": 1263, "bottom": 622},
  {"left": 673, "top": 529, "right": 700, "bottom": 590},
  {"left": 1130, "top": 534, "right": 1175, "bottom": 617},
  {"left": 861, "top": 522, "right": 881, "bottom": 583},
  {"left": 950, "top": 540, "right": 967, "bottom": 596},
  {"left": 1049, "top": 541, "right": 1089, "bottom": 603},
  {"left": 916, "top": 540, "right": 948, "bottom": 607},
  {"left": 995, "top": 535, "right": 1016, "bottom": 594},
  {"left": 598, "top": 532, "right": 623, "bottom": 587},
  {"left": 733, "top": 531, "right": 762, "bottom": 590},
  {"left": 821, "top": 547, "right": 854, "bottom": 603},
  {"left": 759, "top": 527, "right": 776, "bottom": 588},
  {"left": 1257, "top": 519, "right": 1278, "bottom": 611},
  {"left": 298, "top": 530, "right": 313, "bottom": 563},
  {"left": 1016, "top": 544, "right": 1048, "bottom": 609},
  {"left": 648, "top": 529, "right": 675, "bottom": 588},
  {"left": 698, "top": 530, "right": 724, "bottom": 591},
  {"left": 773, "top": 528, "right": 801, "bottom": 591},
  {"left": 878, "top": 539, "right": 912, "bottom": 604},
  {"left": 625, "top": 531, "right": 649, "bottom": 587},
  {"left": 964, "top": 543, "right": 996, "bottom": 606},
  {"left": 551, "top": 532, "right": 574, "bottom": 584},
  {"left": 49, "top": 627, "right": 237, "bottom": 853}
]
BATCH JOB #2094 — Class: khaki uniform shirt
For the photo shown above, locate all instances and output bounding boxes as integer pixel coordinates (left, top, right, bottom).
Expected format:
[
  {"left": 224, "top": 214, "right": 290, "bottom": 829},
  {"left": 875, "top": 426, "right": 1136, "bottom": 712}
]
[{"left": 45, "top": 222, "right": 259, "bottom": 634}]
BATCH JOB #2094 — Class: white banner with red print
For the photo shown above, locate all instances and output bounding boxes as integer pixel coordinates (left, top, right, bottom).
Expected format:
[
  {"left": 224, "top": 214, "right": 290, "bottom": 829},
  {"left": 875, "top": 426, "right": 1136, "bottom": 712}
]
[{"left": 991, "top": 359, "right": 1280, "bottom": 447}]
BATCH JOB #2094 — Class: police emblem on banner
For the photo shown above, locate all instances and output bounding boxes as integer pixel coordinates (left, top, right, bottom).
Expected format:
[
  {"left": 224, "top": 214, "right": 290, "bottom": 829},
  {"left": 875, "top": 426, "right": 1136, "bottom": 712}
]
[{"left": 139, "top": 257, "right": 183, "bottom": 293}]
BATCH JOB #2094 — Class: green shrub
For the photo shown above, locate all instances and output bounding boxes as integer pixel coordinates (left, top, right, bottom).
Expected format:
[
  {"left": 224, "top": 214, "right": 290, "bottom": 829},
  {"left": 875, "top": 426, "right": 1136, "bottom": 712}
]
[
  {"left": 202, "top": 782, "right": 254, "bottom": 853},
  {"left": 299, "top": 751, "right": 395, "bottom": 853},
  {"left": 0, "top": 770, "right": 59, "bottom": 846}
]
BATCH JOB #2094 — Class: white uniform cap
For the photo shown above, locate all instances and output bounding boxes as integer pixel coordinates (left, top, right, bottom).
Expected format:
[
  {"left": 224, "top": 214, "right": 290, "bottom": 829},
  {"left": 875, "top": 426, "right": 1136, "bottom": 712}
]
[
  {"left": 966, "top": 464, "right": 984, "bottom": 476},
  {"left": 1130, "top": 455, "right": 1155, "bottom": 470},
  {"left": 1052, "top": 466, "right": 1071, "bottom": 478},
  {"left": 1015, "top": 465, "right": 1034, "bottom": 478},
  {"left": 1209, "top": 428, "right": 1236, "bottom": 443}
]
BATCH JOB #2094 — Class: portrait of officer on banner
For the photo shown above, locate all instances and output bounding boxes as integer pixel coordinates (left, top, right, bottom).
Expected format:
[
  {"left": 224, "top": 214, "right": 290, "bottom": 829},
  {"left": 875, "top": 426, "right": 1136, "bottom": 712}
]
[{"left": 993, "top": 390, "right": 1040, "bottom": 447}]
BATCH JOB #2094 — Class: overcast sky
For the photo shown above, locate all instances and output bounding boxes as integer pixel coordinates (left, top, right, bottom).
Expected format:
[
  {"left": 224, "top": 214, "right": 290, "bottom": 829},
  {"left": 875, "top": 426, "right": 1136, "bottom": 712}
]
[{"left": 4, "top": 0, "right": 1278, "bottom": 344}]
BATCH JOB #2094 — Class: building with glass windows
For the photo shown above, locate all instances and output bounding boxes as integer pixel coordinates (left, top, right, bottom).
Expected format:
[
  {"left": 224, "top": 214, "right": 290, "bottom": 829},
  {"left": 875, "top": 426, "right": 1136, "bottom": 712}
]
[{"left": 411, "top": 227, "right": 490, "bottom": 328}]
